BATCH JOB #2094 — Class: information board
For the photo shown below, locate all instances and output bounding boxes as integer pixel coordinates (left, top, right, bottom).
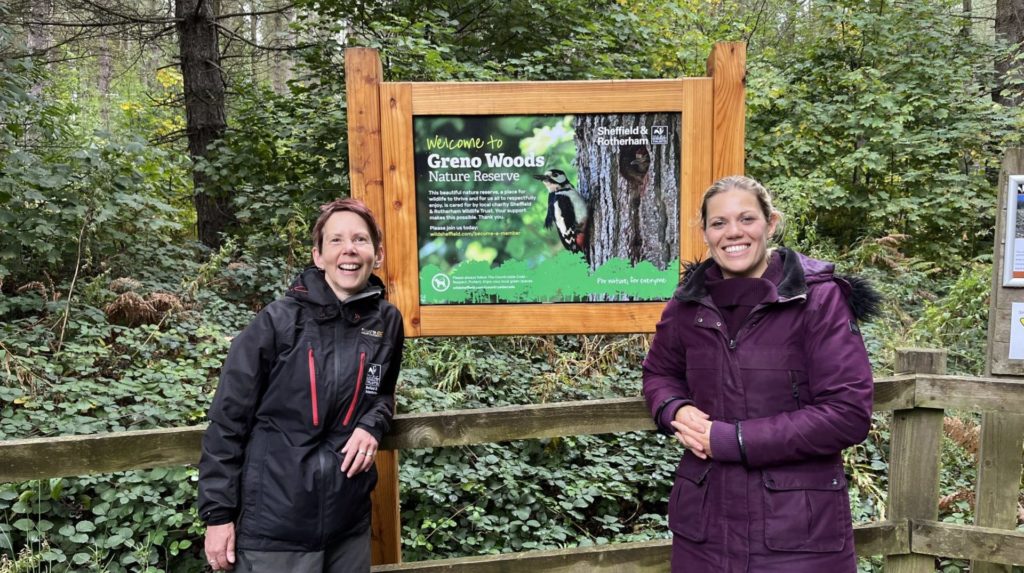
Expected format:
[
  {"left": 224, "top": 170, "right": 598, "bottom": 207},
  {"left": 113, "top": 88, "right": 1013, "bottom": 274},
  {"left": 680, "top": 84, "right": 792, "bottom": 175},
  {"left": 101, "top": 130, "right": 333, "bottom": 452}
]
[{"left": 415, "top": 113, "right": 681, "bottom": 304}]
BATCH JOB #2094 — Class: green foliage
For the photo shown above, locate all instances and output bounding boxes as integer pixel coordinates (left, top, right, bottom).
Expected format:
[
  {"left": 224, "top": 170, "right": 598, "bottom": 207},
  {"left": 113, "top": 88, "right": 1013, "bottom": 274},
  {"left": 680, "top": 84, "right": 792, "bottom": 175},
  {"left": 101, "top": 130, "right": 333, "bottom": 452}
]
[
  {"left": 0, "top": 276, "right": 240, "bottom": 439},
  {"left": 0, "top": 468, "right": 204, "bottom": 573},
  {"left": 307, "top": 0, "right": 661, "bottom": 81},
  {"left": 0, "top": 12, "right": 194, "bottom": 289},
  {"left": 400, "top": 433, "right": 674, "bottom": 557},
  {"left": 1, "top": 136, "right": 189, "bottom": 284},
  {"left": 397, "top": 335, "right": 676, "bottom": 559},
  {"left": 747, "top": 0, "right": 1019, "bottom": 266},
  {"left": 196, "top": 81, "right": 349, "bottom": 261},
  {"left": 909, "top": 263, "right": 992, "bottom": 375},
  {"left": 0, "top": 242, "right": 290, "bottom": 570},
  {"left": 1, "top": 0, "right": 1021, "bottom": 570}
]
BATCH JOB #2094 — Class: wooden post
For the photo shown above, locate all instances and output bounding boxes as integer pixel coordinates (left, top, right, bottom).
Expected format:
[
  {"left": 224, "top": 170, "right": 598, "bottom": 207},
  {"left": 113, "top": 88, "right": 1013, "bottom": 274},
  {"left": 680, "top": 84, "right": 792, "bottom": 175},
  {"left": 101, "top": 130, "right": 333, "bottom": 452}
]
[
  {"left": 886, "top": 348, "right": 946, "bottom": 573},
  {"left": 976, "top": 149, "right": 1024, "bottom": 573},
  {"left": 972, "top": 412, "right": 1024, "bottom": 573},
  {"left": 345, "top": 47, "right": 402, "bottom": 565},
  {"left": 346, "top": 47, "right": 387, "bottom": 219},
  {"left": 706, "top": 42, "right": 746, "bottom": 181}
]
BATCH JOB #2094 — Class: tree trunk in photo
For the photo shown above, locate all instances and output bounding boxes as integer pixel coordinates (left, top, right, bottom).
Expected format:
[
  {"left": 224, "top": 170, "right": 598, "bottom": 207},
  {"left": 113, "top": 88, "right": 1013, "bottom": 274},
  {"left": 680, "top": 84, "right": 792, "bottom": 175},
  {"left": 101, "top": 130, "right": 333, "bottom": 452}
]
[
  {"left": 995, "top": 0, "right": 1024, "bottom": 106},
  {"left": 176, "top": 0, "right": 234, "bottom": 247},
  {"left": 574, "top": 113, "right": 680, "bottom": 274}
]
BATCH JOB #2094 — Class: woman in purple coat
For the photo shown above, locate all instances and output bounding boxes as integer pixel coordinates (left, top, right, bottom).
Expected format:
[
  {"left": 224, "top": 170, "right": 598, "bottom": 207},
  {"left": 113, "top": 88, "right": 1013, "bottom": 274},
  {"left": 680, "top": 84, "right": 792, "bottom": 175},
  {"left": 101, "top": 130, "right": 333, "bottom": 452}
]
[{"left": 643, "top": 176, "right": 878, "bottom": 573}]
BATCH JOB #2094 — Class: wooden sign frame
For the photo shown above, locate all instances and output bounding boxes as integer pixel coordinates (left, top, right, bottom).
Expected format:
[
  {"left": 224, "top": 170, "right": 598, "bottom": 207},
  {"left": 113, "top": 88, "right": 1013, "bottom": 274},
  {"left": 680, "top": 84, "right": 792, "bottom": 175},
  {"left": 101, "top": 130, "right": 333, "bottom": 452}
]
[{"left": 381, "top": 81, "right": 709, "bottom": 337}]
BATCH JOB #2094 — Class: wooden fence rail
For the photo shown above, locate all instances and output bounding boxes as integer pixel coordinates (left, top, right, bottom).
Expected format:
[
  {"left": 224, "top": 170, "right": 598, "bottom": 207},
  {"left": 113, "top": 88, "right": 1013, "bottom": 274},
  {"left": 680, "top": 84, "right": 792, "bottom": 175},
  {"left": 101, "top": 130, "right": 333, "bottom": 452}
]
[
  {"left": 2, "top": 364, "right": 1023, "bottom": 571},
  {"left": 4, "top": 374, "right": 1023, "bottom": 482}
]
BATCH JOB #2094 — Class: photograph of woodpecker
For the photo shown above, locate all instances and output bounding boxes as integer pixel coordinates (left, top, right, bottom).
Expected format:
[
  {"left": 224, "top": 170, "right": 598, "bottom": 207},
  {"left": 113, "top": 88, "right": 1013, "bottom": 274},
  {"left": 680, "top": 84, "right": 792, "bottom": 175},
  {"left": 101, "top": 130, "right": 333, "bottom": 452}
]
[{"left": 534, "top": 168, "right": 589, "bottom": 259}]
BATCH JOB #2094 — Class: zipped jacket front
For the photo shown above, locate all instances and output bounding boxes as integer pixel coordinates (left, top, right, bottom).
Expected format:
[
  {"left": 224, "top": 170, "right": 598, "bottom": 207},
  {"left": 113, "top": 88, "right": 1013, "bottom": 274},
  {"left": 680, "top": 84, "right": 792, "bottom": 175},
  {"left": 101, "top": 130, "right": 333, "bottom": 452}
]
[{"left": 198, "top": 268, "right": 404, "bottom": 551}]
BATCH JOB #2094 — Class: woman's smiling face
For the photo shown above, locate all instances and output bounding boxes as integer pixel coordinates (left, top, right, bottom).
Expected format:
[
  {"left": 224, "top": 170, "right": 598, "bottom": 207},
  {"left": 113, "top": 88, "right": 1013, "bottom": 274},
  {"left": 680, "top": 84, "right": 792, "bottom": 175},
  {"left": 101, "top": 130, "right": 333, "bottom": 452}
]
[
  {"left": 703, "top": 188, "right": 778, "bottom": 279},
  {"left": 313, "top": 210, "right": 382, "bottom": 300}
]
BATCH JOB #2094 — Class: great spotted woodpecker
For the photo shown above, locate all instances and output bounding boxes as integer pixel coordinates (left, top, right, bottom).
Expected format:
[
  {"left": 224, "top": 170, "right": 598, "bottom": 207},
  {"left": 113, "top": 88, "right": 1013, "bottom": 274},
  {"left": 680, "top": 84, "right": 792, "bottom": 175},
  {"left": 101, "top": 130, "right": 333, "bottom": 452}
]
[{"left": 533, "top": 168, "right": 588, "bottom": 255}]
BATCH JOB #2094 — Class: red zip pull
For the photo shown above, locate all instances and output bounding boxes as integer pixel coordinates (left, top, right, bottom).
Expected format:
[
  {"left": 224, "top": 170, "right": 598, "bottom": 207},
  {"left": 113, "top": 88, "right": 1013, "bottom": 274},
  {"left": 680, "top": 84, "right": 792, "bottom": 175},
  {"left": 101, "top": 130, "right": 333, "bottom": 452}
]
[
  {"left": 342, "top": 352, "right": 366, "bottom": 426},
  {"left": 308, "top": 347, "right": 319, "bottom": 427}
]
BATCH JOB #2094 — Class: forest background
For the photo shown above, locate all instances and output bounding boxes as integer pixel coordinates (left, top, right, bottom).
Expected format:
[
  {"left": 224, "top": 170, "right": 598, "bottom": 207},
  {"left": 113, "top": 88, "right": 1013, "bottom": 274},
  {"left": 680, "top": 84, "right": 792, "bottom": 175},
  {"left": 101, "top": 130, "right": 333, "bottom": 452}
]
[{"left": 1, "top": 0, "right": 1022, "bottom": 571}]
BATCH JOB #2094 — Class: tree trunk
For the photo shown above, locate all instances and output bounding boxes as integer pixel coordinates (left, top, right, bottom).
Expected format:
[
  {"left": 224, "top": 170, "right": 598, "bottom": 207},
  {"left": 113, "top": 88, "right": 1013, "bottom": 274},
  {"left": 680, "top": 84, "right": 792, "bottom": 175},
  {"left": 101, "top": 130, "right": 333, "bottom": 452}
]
[
  {"left": 27, "top": 0, "right": 53, "bottom": 97},
  {"left": 995, "top": 0, "right": 1024, "bottom": 106},
  {"left": 98, "top": 38, "right": 112, "bottom": 129},
  {"left": 249, "top": 1, "right": 259, "bottom": 81},
  {"left": 176, "top": 0, "right": 234, "bottom": 247},
  {"left": 269, "top": 5, "right": 293, "bottom": 94},
  {"left": 574, "top": 113, "right": 681, "bottom": 276},
  {"left": 962, "top": 0, "right": 973, "bottom": 38}
]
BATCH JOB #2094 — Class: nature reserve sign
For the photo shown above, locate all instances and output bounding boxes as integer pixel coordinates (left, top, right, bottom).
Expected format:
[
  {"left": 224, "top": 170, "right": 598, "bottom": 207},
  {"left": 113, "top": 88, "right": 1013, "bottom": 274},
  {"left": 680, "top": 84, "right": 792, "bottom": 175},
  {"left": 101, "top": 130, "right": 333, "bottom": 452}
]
[{"left": 414, "top": 113, "right": 682, "bottom": 304}]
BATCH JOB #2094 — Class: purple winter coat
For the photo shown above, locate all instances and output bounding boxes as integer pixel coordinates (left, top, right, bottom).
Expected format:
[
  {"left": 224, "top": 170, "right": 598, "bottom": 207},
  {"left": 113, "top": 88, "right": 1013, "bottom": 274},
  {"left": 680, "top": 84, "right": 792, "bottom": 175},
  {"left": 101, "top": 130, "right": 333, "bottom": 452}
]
[{"left": 642, "top": 249, "right": 876, "bottom": 573}]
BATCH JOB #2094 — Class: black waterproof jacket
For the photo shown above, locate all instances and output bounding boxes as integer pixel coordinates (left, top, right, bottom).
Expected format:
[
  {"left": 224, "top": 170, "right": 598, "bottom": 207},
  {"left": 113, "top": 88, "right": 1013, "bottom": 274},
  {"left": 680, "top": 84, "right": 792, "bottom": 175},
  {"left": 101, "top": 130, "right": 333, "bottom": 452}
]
[{"left": 197, "top": 268, "right": 404, "bottom": 551}]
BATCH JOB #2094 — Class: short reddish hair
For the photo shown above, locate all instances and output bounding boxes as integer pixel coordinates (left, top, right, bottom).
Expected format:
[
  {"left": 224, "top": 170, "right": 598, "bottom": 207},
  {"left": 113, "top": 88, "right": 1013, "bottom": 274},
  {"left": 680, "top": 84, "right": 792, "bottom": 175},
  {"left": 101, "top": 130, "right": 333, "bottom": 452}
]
[{"left": 311, "top": 198, "right": 383, "bottom": 253}]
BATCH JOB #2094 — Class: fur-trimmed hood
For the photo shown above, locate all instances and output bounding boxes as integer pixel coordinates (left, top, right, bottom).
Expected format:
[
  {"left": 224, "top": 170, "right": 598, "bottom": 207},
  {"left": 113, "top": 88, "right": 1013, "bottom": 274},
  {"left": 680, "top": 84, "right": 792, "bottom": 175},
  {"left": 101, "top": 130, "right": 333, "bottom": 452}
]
[{"left": 675, "top": 247, "right": 881, "bottom": 322}]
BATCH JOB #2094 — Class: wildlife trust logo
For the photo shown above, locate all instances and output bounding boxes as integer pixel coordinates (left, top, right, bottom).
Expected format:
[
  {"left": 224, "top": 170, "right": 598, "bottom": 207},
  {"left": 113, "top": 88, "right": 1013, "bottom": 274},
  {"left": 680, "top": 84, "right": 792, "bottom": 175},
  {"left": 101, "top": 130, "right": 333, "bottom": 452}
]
[
  {"left": 364, "top": 363, "right": 382, "bottom": 395},
  {"left": 431, "top": 273, "right": 451, "bottom": 292},
  {"left": 651, "top": 125, "right": 668, "bottom": 145}
]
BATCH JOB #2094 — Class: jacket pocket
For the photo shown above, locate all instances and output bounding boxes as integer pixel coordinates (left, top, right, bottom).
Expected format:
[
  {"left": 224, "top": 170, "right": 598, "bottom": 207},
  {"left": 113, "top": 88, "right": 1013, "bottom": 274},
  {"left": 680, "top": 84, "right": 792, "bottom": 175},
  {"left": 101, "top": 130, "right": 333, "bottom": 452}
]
[
  {"left": 668, "top": 454, "right": 712, "bottom": 543},
  {"left": 322, "top": 452, "right": 377, "bottom": 541},
  {"left": 254, "top": 433, "right": 321, "bottom": 544},
  {"left": 341, "top": 352, "right": 366, "bottom": 426},
  {"left": 240, "top": 429, "right": 269, "bottom": 528},
  {"left": 762, "top": 464, "right": 847, "bottom": 552}
]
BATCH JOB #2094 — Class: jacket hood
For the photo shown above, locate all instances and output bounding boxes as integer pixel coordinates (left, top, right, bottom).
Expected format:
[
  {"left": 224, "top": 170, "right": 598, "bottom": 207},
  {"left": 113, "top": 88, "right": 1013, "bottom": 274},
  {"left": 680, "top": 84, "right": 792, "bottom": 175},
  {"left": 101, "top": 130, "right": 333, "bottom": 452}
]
[
  {"left": 676, "top": 247, "right": 881, "bottom": 322},
  {"left": 285, "top": 267, "right": 385, "bottom": 320}
]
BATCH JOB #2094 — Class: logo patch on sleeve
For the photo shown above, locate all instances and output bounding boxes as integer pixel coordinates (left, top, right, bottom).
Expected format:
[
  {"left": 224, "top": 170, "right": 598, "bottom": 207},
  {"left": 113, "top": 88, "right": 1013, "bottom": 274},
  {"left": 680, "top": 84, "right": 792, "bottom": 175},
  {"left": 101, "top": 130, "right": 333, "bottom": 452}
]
[
  {"left": 364, "top": 363, "right": 382, "bottom": 395},
  {"left": 361, "top": 328, "right": 383, "bottom": 338}
]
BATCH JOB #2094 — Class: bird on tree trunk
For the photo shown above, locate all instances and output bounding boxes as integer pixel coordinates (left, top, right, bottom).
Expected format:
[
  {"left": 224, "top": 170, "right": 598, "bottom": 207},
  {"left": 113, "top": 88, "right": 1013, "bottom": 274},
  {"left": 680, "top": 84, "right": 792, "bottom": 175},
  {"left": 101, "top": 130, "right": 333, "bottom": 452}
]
[{"left": 534, "top": 169, "right": 589, "bottom": 258}]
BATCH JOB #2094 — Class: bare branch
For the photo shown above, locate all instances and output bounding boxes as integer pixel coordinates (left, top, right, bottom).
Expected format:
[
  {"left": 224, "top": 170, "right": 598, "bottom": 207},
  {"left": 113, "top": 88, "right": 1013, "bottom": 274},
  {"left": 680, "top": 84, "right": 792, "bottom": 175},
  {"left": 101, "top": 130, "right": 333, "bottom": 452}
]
[
  {"left": 213, "top": 21, "right": 311, "bottom": 52},
  {"left": 216, "top": 2, "right": 296, "bottom": 21},
  {"left": 74, "top": 0, "right": 177, "bottom": 25}
]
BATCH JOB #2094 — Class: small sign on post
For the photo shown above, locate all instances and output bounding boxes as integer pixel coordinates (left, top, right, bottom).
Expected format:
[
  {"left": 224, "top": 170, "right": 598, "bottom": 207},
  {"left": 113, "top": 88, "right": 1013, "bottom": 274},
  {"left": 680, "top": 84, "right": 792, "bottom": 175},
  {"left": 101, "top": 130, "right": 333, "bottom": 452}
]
[{"left": 1001, "top": 174, "right": 1024, "bottom": 287}]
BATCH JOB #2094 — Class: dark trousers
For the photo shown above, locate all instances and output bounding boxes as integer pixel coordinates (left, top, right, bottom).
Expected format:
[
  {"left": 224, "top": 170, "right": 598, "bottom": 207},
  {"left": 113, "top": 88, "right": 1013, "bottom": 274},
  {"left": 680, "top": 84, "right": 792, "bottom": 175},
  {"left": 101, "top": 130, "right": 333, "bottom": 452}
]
[{"left": 235, "top": 528, "right": 371, "bottom": 573}]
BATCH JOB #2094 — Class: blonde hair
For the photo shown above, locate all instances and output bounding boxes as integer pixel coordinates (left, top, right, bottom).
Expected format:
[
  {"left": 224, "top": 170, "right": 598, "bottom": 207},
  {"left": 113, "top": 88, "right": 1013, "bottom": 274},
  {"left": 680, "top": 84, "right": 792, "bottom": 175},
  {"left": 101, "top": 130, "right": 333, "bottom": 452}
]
[{"left": 699, "top": 175, "right": 784, "bottom": 242}]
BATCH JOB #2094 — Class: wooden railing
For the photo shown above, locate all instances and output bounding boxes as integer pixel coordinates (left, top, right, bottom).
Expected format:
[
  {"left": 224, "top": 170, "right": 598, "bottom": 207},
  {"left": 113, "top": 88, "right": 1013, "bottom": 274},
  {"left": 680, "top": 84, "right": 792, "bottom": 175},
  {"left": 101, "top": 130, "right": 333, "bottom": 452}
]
[{"left": 1, "top": 349, "right": 1022, "bottom": 572}]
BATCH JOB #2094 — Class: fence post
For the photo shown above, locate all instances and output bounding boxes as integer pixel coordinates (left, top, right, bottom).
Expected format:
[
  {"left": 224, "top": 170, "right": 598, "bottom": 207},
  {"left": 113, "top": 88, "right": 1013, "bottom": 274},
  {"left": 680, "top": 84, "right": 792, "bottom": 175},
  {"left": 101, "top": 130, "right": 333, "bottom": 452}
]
[
  {"left": 885, "top": 348, "right": 946, "bottom": 573},
  {"left": 971, "top": 411, "right": 1024, "bottom": 573}
]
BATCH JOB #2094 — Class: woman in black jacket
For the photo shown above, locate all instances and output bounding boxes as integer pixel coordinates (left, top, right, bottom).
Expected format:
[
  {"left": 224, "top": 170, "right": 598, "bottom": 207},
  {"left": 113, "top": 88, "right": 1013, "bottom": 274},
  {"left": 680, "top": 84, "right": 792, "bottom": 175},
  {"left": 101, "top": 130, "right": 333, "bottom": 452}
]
[{"left": 199, "top": 199, "right": 405, "bottom": 572}]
